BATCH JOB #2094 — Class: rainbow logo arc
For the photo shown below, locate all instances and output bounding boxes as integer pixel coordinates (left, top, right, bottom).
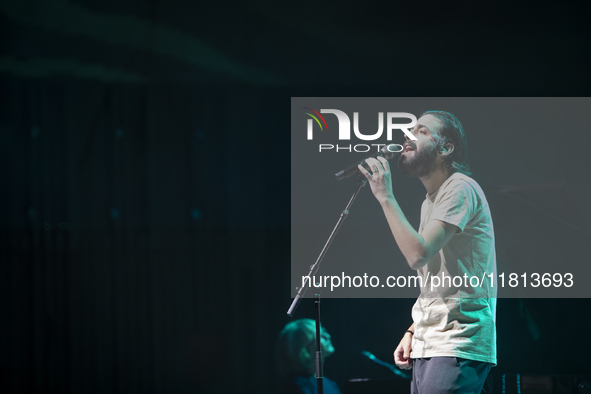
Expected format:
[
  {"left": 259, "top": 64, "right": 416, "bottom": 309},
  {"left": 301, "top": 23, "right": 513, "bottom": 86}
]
[{"left": 303, "top": 107, "right": 329, "bottom": 131}]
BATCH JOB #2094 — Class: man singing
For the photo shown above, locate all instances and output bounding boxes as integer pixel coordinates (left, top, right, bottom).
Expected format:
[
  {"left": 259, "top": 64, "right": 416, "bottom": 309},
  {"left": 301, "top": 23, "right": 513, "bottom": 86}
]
[{"left": 358, "top": 111, "right": 496, "bottom": 394}]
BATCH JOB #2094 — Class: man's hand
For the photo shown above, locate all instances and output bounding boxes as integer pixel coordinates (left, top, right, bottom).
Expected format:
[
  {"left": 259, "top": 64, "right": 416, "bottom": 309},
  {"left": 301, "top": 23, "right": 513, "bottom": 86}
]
[
  {"left": 393, "top": 332, "right": 413, "bottom": 370},
  {"left": 358, "top": 156, "right": 394, "bottom": 204}
]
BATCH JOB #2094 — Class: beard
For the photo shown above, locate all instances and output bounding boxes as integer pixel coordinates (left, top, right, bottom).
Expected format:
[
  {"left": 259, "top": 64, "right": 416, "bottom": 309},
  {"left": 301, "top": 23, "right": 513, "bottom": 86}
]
[{"left": 397, "top": 144, "right": 438, "bottom": 178}]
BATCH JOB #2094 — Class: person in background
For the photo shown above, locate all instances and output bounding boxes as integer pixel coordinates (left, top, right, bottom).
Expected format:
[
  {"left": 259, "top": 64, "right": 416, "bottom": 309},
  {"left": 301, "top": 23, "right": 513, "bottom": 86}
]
[{"left": 276, "top": 319, "right": 341, "bottom": 394}]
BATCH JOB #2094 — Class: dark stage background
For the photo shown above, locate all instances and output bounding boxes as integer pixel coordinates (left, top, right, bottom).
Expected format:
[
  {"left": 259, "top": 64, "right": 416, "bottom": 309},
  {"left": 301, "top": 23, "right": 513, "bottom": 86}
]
[{"left": 2, "top": 1, "right": 591, "bottom": 393}]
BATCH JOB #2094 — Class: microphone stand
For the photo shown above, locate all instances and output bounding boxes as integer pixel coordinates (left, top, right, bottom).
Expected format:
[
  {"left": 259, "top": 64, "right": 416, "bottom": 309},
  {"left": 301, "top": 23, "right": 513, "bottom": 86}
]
[{"left": 287, "top": 175, "right": 368, "bottom": 394}]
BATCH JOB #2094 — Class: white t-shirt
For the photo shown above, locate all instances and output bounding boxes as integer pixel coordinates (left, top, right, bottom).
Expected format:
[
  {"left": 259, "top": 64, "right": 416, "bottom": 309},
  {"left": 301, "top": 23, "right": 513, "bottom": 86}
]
[{"left": 410, "top": 172, "right": 497, "bottom": 365}]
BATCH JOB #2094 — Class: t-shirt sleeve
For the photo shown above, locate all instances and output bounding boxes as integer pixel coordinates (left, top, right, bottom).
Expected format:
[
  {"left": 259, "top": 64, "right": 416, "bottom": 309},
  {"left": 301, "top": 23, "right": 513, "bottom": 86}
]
[{"left": 429, "top": 179, "right": 479, "bottom": 233}]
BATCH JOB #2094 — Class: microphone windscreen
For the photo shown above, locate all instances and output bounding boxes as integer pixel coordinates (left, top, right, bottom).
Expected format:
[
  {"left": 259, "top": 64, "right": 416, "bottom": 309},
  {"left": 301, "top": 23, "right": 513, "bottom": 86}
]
[{"left": 381, "top": 144, "right": 403, "bottom": 159}]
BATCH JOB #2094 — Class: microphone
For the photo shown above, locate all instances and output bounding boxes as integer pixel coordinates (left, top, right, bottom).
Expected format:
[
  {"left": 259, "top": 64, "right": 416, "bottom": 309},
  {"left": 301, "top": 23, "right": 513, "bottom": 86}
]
[
  {"left": 334, "top": 144, "right": 403, "bottom": 181},
  {"left": 361, "top": 351, "right": 410, "bottom": 378}
]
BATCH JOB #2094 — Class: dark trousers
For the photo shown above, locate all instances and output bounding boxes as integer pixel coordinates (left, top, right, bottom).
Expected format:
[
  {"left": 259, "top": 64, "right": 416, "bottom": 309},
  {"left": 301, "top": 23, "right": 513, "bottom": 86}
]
[{"left": 411, "top": 357, "right": 492, "bottom": 394}]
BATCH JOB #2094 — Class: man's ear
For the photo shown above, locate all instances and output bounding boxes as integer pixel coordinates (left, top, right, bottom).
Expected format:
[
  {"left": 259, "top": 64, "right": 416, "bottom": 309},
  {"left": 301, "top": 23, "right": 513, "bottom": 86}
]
[
  {"left": 299, "top": 347, "right": 315, "bottom": 373},
  {"left": 440, "top": 143, "right": 454, "bottom": 157},
  {"left": 299, "top": 347, "right": 312, "bottom": 362}
]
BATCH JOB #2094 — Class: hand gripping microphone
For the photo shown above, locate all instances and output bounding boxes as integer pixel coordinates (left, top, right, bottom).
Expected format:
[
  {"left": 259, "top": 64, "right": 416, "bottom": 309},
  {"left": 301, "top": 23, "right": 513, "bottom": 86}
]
[{"left": 334, "top": 144, "right": 403, "bottom": 181}]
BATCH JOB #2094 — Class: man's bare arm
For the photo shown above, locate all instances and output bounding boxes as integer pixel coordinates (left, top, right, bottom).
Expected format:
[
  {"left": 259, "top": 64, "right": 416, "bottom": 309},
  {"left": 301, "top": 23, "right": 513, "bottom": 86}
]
[
  {"left": 380, "top": 200, "right": 458, "bottom": 270},
  {"left": 359, "top": 157, "right": 458, "bottom": 270},
  {"left": 394, "top": 323, "right": 415, "bottom": 369}
]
